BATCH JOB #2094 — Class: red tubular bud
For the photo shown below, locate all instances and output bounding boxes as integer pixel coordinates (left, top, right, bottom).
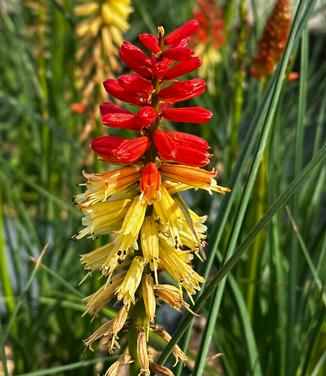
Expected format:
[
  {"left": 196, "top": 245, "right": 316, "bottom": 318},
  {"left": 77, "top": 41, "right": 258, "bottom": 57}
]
[
  {"left": 91, "top": 136, "right": 151, "bottom": 163},
  {"left": 118, "top": 74, "right": 153, "bottom": 94},
  {"left": 158, "top": 78, "right": 206, "bottom": 103},
  {"left": 153, "top": 130, "right": 212, "bottom": 167},
  {"left": 102, "top": 107, "right": 156, "bottom": 131},
  {"left": 164, "top": 19, "right": 199, "bottom": 45},
  {"left": 174, "top": 37, "right": 191, "bottom": 48},
  {"left": 152, "top": 58, "right": 172, "bottom": 80},
  {"left": 162, "top": 47, "right": 194, "bottom": 61},
  {"left": 120, "top": 41, "right": 153, "bottom": 80},
  {"left": 102, "top": 113, "right": 141, "bottom": 131},
  {"left": 162, "top": 106, "right": 212, "bottom": 123},
  {"left": 135, "top": 106, "right": 157, "bottom": 127},
  {"left": 115, "top": 136, "right": 151, "bottom": 163},
  {"left": 103, "top": 79, "right": 149, "bottom": 106},
  {"left": 100, "top": 102, "right": 131, "bottom": 115},
  {"left": 140, "top": 162, "right": 161, "bottom": 203},
  {"left": 91, "top": 136, "right": 125, "bottom": 163},
  {"left": 71, "top": 103, "right": 86, "bottom": 113},
  {"left": 163, "top": 57, "right": 201, "bottom": 80},
  {"left": 139, "top": 33, "right": 161, "bottom": 53}
]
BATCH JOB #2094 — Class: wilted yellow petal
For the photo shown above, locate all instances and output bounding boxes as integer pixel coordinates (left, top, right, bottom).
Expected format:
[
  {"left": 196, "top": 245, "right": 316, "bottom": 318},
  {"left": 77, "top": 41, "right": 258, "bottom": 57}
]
[
  {"left": 137, "top": 328, "right": 150, "bottom": 376},
  {"left": 104, "top": 354, "right": 133, "bottom": 376},
  {"left": 84, "top": 272, "right": 126, "bottom": 316}
]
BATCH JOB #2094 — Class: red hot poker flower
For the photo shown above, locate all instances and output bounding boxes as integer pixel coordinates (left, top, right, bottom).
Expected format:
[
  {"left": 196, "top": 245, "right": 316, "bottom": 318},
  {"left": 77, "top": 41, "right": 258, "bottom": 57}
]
[
  {"left": 77, "top": 18, "right": 231, "bottom": 376},
  {"left": 91, "top": 136, "right": 151, "bottom": 163},
  {"left": 102, "top": 106, "right": 157, "bottom": 131},
  {"left": 100, "top": 102, "right": 131, "bottom": 115},
  {"left": 164, "top": 19, "right": 199, "bottom": 45},
  {"left": 163, "top": 57, "right": 202, "bottom": 80},
  {"left": 103, "top": 79, "right": 150, "bottom": 106},
  {"left": 192, "top": 0, "right": 225, "bottom": 49},
  {"left": 139, "top": 33, "right": 161, "bottom": 53},
  {"left": 115, "top": 137, "right": 151, "bottom": 163},
  {"left": 159, "top": 78, "right": 206, "bottom": 103},
  {"left": 162, "top": 47, "right": 194, "bottom": 61},
  {"left": 140, "top": 162, "right": 161, "bottom": 203},
  {"left": 251, "top": 0, "right": 291, "bottom": 80},
  {"left": 118, "top": 74, "right": 153, "bottom": 94},
  {"left": 91, "top": 136, "right": 125, "bottom": 163},
  {"left": 119, "top": 41, "right": 153, "bottom": 80},
  {"left": 162, "top": 107, "right": 212, "bottom": 123},
  {"left": 153, "top": 130, "right": 212, "bottom": 167}
]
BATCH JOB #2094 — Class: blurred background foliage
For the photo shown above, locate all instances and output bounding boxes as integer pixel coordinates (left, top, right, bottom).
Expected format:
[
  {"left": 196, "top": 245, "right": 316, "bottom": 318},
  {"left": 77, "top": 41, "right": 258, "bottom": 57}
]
[{"left": 0, "top": 0, "right": 325, "bottom": 375}]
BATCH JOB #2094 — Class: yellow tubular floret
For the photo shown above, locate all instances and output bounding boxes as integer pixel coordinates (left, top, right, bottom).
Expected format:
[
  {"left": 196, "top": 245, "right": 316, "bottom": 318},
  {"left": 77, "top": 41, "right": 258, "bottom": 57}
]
[
  {"left": 141, "top": 217, "right": 159, "bottom": 282},
  {"left": 142, "top": 274, "right": 156, "bottom": 322},
  {"left": 75, "top": 3, "right": 99, "bottom": 16},
  {"left": 159, "top": 238, "right": 204, "bottom": 298},
  {"left": 76, "top": 199, "right": 132, "bottom": 239},
  {"left": 116, "top": 256, "right": 145, "bottom": 305},
  {"left": 80, "top": 242, "right": 116, "bottom": 272},
  {"left": 153, "top": 186, "right": 183, "bottom": 244}
]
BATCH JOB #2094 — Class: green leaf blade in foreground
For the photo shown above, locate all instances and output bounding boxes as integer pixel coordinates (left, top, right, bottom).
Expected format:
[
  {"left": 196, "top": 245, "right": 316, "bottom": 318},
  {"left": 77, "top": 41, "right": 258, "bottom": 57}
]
[{"left": 158, "top": 140, "right": 326, "bottom": 366}]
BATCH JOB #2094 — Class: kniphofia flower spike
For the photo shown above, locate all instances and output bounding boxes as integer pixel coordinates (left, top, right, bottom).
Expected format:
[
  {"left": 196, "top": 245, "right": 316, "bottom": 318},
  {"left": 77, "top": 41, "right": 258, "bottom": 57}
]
[
  {"left": 75, "top": 18, "right": 230, "bottom": 376},
  {"left": 251, "top": 0, "right": 292, "bottom": 80},
  {"left": 192, "top": 0, "right": 225, "bottom": 93}
]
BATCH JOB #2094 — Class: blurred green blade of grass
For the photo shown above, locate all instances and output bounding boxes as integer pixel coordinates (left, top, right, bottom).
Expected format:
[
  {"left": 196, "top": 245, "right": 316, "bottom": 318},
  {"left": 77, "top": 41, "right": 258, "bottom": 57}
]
[
  {"left": 158, "top": 138, "right": 326, "bottom": 367},
  {"left": 192, "top": 1, "right": 316, "bottom": 374},
  {"left": 0, "top": 318, "right": 10, "bottom": 376},
  {"left": 310, "top": 351, "right": 326, "bottom": 376},
  {"left": 16, "top": 357, "right": 114, "bottom": 376},
  {"left": 285, "top": 206, "right": 326, "bottom": 308},
  {"left": 287, "top": 25, "right": 309, "bottom": 375},
  {"left": 3, "top": 245, "right": 48, "bottom": 341}
]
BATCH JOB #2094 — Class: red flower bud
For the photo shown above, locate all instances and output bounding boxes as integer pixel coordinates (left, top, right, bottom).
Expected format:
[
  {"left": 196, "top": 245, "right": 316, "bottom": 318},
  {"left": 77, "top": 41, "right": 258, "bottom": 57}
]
[
  {"left": 119, "top": 41, "right": 153, "bottom": 80},
  {"left": 91, "top": 136, "right": 125, "bottom": 163},
  {"left": 140, "top": 162, "right": 161, "bottom": 203},
  {"left": 135, "top": 106, "right": 157, "bottom": 127},
  {"left": 71, "top": 102, "right": 86, "bottom": 113},
  {"left": 139, "top": 33, "right": 161, "bottom": 53},
  {"left": 153, "top": 130, "right": 212, "bottom": 167},
  {"left": 102, "top": 107, "right": 157, "bottom": 131},
  {"left": 159, "top": 78, "right": 206, "bottom": 103},
  {"left": 174, "top": 37, "right": 191, "bottom": 48},
  {"left": 118, "top": 74, "right": 153, "bottom": 94},
  {"left": 91, "top": 136, "right": 151, "bottom": 163},
  {"left": 163, "top": 57, "right": 201, "bottom": 80},
  {"left": 100, "top": 102, "right": 131, "bottom": 116},
  {"left": 162, "top": 106, "right": 212, "bottom": 123},
  {"left": 288, "top": 72, "right": 299, "bottom": 81},
  {"left": 116, "top": 136, "right": 151, "bottom": 163},
  {"left": 102, "top": 113, "right": 140, "bottom": 130},
  {"left": 152, "top": 58, "right": 172, "bottom": 80},
  {"left": 165, "top": 19, "right": 199, "bottom": 45},
  {"left": 162, "top": 47, "right": 194, "bottom": 61},
  {"left": 103, "top": 79, "right": 149, "bottom": 106}
]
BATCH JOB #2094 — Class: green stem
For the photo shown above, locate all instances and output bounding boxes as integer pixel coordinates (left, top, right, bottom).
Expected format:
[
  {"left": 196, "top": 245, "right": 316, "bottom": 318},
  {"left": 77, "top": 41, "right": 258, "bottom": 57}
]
[
  {"left": 246, "top": 153, "right": 267, "bottom": 319},
  {"left": 228, "top": 0, "right": 249, "bottom": 172},
  {"left": 0, "top": 188, "right": 15, "bottom": 315},
  {"left": 128, "top": 298, "right": 147, "bottom": 376}
]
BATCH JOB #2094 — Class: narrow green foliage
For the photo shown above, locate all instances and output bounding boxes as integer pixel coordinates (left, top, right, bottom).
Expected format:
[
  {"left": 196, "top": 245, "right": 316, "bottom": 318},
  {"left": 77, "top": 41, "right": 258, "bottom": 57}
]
[{"left": 0, "top": 0, "right": 325, "bottom": 374}]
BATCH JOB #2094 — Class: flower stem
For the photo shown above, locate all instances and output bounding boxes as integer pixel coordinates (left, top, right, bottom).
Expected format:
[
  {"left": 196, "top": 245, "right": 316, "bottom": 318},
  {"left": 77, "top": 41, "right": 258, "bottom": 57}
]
[{"left": 128, "top": 298, "right": 147, "bottom": 375}]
